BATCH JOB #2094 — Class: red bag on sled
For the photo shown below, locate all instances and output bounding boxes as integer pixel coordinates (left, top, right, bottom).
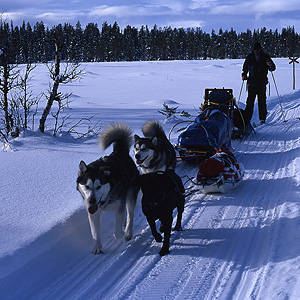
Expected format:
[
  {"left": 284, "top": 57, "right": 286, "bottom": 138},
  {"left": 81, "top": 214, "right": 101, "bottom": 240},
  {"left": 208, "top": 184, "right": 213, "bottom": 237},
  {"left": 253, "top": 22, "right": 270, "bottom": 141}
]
[{"left": 196, "top": 148, "right": 244, "bottom": 193}]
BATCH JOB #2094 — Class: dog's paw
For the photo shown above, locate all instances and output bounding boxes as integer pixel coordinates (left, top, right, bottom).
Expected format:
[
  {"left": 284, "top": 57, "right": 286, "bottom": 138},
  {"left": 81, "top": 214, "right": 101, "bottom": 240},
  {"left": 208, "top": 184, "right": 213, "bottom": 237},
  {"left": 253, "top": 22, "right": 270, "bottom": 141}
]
[
  {"left": 124, "top": 232, "right": 133, "bottom": 241},
  {"left": 159, "top": 247, "right": 170, "bottom": 256},
  {"left": 159, "top": 224, "right": 165, "bottom": 233},
  {"left": 173, "top": 225, "right": 183, "bottom": 231},
  {"left": 154, "top": 233, "right": 162, "bottom": 242},
  {"left": 91, "top": 246, "right": 104, "bottom": 255},
  {"left": 114, "top": 231, "right": 125, "bottom": 239}
]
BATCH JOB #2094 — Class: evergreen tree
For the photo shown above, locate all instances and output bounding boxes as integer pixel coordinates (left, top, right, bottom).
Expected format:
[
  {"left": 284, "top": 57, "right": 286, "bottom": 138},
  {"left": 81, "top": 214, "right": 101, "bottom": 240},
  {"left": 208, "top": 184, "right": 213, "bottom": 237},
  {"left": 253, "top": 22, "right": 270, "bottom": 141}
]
[
  {"left": 110, "top": 22, "right": 122, "bottom": 61},
  {"left": 137, "top": 25, "right": 150, "bottom": 61},
  {"left": 123, "top": 25, "right": 138, "bottom": 61},
  {"left": 83, "top": 23, "right": 100, "bottom": 61},
  {"left": 239, "top": 29, "right": 252, "bottom": 58},
  {"left": 19, "top": 21, "right": 32, "bottom": 63},
  {"left": 33, "top": 21, "right": 47, "bottom": 62},
  {"left": 0, "top": 19, "right": 300, "bottom": 63},
  {"left": 149, "top": 25, "right": 159, "bottom": 60},
  {"left": 228, "top": 28, "right": 238, "bottom": 59},
  {"left": 71, "top": 21, "right": 84, "bottom": 62},
  {"left": 63, "top": 23, "right": 76, "bottom": 61},
  {"left": 99, "top": 22, "right": 111, "bottom": 61},
  {"left": 176, "top": 28, "right": 187, "bottom": 60}
]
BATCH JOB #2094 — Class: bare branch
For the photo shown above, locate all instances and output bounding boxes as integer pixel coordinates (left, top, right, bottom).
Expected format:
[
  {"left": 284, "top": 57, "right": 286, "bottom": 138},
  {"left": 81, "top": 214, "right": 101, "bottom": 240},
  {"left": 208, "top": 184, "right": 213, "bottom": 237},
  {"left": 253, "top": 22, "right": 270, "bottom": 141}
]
[{"left": 68, "top": 115, "right": 102, "bottom": 139}]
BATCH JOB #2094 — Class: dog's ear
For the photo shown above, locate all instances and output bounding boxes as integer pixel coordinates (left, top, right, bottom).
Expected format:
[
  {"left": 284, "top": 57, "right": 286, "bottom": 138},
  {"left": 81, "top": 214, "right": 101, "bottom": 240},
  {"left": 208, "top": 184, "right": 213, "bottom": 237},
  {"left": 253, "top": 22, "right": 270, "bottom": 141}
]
[
  {"left": 152, "top": 136, "right": 158, "bottom": 146},
  {"left": 134, "top": 134, "right": 140, "bottom": 142},
  {"left": 79, "top": 161, "right": 87, "bottom": 175}
]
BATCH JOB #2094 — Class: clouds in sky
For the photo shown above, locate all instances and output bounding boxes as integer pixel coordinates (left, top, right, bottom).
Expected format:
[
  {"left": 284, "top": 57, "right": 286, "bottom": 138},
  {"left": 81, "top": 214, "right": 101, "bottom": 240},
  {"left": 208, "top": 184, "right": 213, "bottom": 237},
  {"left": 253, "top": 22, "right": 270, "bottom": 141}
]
[{"left": 1, "top": 0, "right": 300, "bottom": 32}]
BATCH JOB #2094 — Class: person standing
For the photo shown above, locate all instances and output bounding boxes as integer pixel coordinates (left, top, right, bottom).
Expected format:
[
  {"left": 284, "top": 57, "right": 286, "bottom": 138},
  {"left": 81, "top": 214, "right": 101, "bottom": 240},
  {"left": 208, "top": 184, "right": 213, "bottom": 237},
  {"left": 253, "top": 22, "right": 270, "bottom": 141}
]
[{"left": 242, "top": 42, "right": 276, "bottom": 125}]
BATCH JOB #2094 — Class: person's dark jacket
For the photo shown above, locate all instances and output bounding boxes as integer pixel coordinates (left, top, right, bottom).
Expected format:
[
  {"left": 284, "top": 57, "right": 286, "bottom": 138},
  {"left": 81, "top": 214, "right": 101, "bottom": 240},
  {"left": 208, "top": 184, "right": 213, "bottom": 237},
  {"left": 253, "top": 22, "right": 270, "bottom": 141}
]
[{"left": 242, "top": 50, "right": 276, "bottom": 88}]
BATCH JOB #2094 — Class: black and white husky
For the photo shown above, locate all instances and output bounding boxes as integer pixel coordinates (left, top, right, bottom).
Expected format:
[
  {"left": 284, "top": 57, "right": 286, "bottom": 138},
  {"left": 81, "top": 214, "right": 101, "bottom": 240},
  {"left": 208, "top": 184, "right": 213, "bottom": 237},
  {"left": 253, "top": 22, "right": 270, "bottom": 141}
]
[
  {"left": 134, "top": 120, "right": 185, "bottom": 256},
  {"left": 134, "top": 120, "right": 176, "bottom": 173},
  {"left": 77, "top": 123, "right": 139, "bottom": 254}
]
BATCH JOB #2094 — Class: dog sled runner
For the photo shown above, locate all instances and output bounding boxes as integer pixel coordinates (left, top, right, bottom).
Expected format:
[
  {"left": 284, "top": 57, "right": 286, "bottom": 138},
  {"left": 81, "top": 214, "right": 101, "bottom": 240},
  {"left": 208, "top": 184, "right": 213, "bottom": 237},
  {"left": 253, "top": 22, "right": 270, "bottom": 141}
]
[
  {"left": 174, "top": 88, "right": 234, "bottom": 162},
  {"left": 193, "top": 147, "right": 244, "bottom": 194}
]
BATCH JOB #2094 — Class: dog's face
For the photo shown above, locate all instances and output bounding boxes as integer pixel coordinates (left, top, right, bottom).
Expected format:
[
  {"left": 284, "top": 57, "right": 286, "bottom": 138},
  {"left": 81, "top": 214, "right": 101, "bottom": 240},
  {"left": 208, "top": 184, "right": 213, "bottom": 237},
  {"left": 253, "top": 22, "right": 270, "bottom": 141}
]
[
  {"left": 77, "top": 161, "right": 111, "bottom": 214},
  {"left": 134, "top": 135, "right": 157, "bottom": 169}
]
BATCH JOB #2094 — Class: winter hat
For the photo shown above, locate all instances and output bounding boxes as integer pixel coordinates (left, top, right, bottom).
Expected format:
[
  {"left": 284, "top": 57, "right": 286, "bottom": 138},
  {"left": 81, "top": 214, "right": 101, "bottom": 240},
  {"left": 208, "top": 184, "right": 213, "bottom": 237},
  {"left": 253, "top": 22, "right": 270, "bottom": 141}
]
[{"left": 253, "top": 42, "right": 262, "bottom": 50}]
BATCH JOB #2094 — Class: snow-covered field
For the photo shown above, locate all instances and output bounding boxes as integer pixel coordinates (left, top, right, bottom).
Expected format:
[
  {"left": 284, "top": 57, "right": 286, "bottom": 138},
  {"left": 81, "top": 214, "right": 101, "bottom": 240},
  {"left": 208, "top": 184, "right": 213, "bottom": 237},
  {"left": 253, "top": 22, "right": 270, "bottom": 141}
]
[{"left": 0, "top": 58, "right": 300, "bottom": 300}]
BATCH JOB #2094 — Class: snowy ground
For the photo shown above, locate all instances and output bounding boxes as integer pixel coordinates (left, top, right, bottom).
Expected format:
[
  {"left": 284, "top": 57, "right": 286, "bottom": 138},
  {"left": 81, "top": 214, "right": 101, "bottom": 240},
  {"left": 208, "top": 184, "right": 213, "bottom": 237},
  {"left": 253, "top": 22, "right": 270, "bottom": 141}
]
[{"left": 0, "top": 58, "right": 299, "bottom": 300}]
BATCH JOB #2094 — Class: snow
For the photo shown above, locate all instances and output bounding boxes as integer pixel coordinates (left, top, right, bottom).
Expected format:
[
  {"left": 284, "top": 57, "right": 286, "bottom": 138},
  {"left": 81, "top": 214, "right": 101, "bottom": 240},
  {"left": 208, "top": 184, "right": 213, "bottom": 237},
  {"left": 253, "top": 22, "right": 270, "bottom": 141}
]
[{"left": 1, "top": 58, "right": 300, "bottom": 300}]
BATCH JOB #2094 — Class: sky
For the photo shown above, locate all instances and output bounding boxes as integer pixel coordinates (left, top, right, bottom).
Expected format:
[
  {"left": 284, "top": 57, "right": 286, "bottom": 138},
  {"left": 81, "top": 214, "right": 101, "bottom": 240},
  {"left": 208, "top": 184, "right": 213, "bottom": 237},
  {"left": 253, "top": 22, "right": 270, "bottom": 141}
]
[{"left": 1, "top": 0, "right": 300, "bottom": 33}]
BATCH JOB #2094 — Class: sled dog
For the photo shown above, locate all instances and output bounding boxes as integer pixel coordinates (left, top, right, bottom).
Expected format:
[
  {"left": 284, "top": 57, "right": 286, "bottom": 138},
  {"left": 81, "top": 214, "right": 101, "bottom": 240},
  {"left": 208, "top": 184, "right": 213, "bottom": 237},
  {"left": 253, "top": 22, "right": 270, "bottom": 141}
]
[
  {"left": 134, "top": 120, "right": 176, "bottom": 173},
  {"left": 134, "top": 120, "right": 185, "bottom": 256},
  {"left": 77, "top": 123, "right": 139, "bottom": 254},
  {"left": 140, "top": 169, "right": 185, "bottom": 255}
]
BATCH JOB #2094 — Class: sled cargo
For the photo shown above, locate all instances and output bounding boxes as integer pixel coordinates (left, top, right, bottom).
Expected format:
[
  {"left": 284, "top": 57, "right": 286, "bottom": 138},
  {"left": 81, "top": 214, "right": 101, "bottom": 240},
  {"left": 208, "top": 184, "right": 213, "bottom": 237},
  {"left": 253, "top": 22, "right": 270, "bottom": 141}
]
[
  {"left": 175, "top": 88, "right": 234, "bottom": 162},
  {"left": 195, "top": 147, "right": 244, "bottom": 194}
]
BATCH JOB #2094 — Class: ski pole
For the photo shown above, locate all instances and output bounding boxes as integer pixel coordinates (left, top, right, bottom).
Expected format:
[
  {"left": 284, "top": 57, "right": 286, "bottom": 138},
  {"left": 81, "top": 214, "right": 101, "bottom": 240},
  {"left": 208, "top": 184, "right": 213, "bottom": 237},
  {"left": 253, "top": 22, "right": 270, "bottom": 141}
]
[
  {"left": 270, "top": 70, "right": 287, "bottom": 122},
  {"left": 250, "top": 123, "right": 256, "bottom": 134},
  {"left": 238, "top": 80, "right": 244, "bottom": 105}
]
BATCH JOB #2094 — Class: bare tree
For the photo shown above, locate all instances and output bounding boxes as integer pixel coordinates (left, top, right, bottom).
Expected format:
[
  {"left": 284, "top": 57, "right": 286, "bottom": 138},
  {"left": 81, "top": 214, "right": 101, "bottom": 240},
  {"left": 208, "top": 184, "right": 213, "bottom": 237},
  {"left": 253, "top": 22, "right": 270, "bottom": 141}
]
[
  {"left": 18, "top": 63, "right": 41, "bottom": 129},
  {"left": 67, "top": 115, "right": 102, "bottom": 139},
  {"left": 0, "top": 49, "right": 20, "bottom": 136},
  {"left": 39, "top": 43, "right": 82, "bottom": 133},
  {"left": 9, "top": 63, "right": 41, "bottom": 133},
  {"left": 51, "top": 96, "right": 73, "bottom": 136}
]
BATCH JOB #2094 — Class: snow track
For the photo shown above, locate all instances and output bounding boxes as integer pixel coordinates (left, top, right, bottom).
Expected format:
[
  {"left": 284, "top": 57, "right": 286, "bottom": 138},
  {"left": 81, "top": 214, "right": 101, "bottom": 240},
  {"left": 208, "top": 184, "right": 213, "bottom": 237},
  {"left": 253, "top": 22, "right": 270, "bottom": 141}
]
[{"left": 2, "top": 116, "right": 300, "bottom": 300}]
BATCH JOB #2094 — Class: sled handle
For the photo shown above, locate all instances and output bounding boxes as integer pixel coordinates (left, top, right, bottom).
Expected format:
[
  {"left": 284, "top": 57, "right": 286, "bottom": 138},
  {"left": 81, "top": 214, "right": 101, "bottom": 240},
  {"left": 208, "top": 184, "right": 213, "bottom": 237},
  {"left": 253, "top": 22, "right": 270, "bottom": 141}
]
[{"left": 168, "top": 120, "right": 194, "bottom": 140}]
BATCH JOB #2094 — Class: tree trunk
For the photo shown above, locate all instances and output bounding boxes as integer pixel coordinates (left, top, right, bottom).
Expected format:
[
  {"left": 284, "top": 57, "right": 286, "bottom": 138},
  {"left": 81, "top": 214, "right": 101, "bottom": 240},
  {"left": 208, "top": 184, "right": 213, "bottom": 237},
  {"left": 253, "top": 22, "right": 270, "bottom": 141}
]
[
  {"left": 3, "top": 63, "right": 10, "bottom": 135},
  {"left": 39, "top": 44, "right": 60, "bottom": 133},
  {"left": 38, "top": 80, "right": 59, "bottom": 133}
]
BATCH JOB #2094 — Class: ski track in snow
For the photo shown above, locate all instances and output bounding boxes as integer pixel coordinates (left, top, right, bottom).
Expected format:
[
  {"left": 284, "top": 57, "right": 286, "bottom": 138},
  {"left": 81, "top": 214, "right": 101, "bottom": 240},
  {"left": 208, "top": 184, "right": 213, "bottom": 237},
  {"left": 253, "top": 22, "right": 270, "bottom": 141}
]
[
  {"left": 1, "top": 62, "right": 300, "bottom": 300},
  {"left": 3, "top": 113, "right": 300, "bottom": 300}
]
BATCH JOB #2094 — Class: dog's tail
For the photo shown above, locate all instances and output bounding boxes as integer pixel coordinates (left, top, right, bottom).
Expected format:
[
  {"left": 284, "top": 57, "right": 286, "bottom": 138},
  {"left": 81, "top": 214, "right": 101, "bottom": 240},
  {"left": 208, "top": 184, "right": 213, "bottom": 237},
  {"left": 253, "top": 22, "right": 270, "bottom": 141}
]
[
  {"left": 142, "top": 120, "right": 167, "bottom": 140},
  {"left": 100, "top": 123, "right": 133, "bottom": 153}
]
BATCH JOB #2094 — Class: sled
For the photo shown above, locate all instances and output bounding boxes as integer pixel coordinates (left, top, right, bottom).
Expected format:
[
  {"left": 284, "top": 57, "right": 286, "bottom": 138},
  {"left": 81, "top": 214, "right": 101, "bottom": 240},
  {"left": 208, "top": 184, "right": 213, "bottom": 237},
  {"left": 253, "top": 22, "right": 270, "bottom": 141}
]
[
  {"left": 174, "top": 88, "right": 234, "bottom": 162},
  {"left": 195, "top": 147, "right": 244, "bottom": 194},
  {"left": 196, "top": 163, "right": 244, "bottom": 194}
]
